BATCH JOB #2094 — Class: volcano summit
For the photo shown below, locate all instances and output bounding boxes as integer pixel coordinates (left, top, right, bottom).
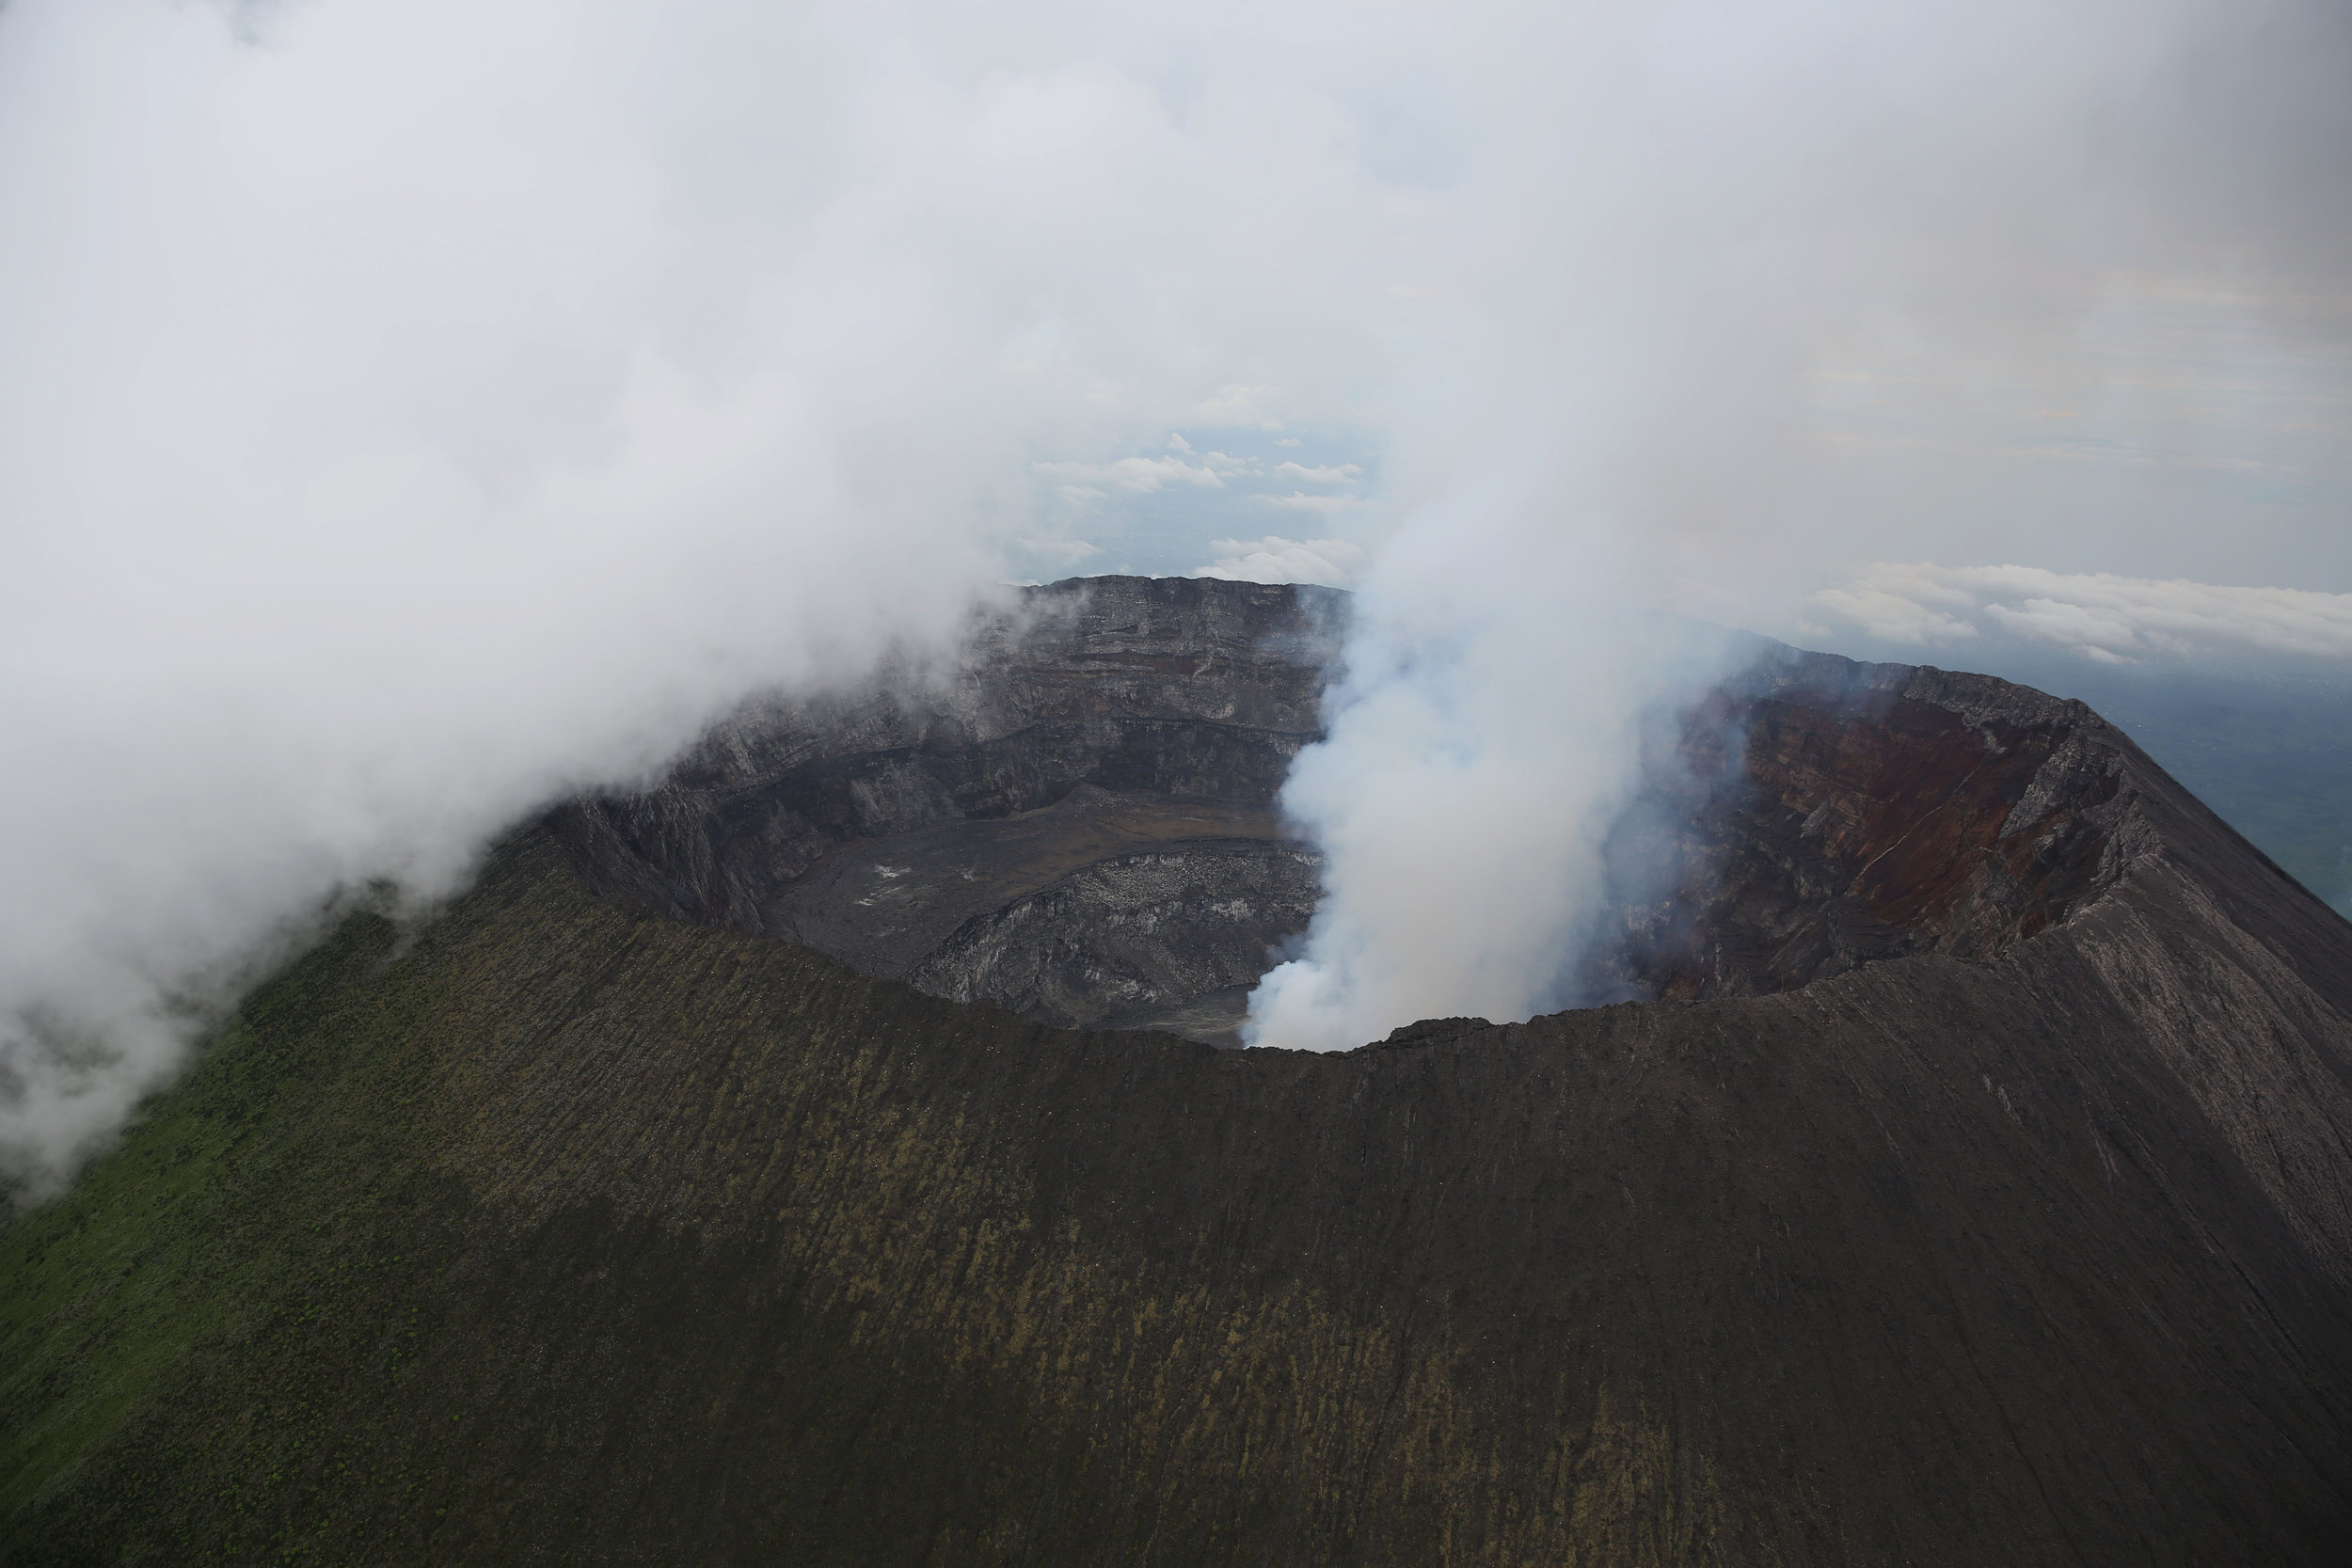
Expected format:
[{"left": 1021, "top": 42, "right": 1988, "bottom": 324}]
[
  {"left": 4, "top": 576, "right": 2349, "bottom": 1565},
  {"left": 555, "top": 577, "right": 2189, "bottom": 1032}
]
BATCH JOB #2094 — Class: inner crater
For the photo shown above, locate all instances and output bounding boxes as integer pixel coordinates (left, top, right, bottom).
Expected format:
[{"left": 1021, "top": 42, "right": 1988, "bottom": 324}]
[{"left": 548, "top": 577, "right": 2123, "bottom": 1045}]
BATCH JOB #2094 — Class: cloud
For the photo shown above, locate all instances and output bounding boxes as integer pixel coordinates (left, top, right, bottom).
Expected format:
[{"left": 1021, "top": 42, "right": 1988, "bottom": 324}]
[
  {"left": 1193, "top": 536, "right": 1368, "bottom": 587},
  {"left": 1807, "top": 562, "right": 1984, "bottom": 643},
  {"left": 1036, "top": 455, "right": 1227, "bottom": 494},
  {"left": 1809, "top": 563, "right": 2352, "bottom": 663},
  {"left": 1264, "top": 493, "right": 1366, "bottom": 514},
  {"left": 1188, "top": 383, "right": 1291, "bottom": 430},
  {"left": 0, "top": 0, "right": 1440, "bottom": 1186},
  {"left": 1018, "top": 536, "right": 1104, "bottom": 569},
  {"left": 1272, "top": 461, "right": 1363, "bottom": 484}
]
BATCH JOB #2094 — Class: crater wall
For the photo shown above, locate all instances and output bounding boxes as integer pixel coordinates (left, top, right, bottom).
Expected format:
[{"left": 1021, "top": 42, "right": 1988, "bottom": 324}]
[{"left": 554, "top": 578, "right": 2159, "bottom": 1037}]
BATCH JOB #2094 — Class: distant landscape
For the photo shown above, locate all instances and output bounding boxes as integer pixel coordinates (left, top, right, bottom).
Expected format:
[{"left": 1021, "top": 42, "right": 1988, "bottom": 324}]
[{"left": 2061, "top": 673, "right": 2352, "bottom": 917}]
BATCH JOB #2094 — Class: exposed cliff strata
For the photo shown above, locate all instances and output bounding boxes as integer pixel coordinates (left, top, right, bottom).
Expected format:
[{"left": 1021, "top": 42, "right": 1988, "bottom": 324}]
[
  {"left": 553, "top": 576, "right": 1335, "bottom": 1040},
  {"left": 901, "top": 840, "right": 1322, "bottom": 1032}
]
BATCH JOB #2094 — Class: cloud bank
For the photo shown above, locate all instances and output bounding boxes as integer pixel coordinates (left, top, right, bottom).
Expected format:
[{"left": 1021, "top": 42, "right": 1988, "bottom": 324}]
[
  {"left": 1193, "top": 536, "right": 1368, "bottom": 588},
  {"left": 1810, "top": 564, "right": 2352, "bottom": 665}
]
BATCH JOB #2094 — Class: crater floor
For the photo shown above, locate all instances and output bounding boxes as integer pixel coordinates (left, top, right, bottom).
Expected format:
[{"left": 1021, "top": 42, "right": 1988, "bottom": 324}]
[{"left": 761, "top": 784, "right": 1314, "bottom": 1038}]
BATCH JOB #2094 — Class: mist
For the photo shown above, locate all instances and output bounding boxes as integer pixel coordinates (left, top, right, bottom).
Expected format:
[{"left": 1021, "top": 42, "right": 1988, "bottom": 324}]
[
  {"left": 4, "top": 1, "right": 2346, "bottom": 1171},
  {"left": 0, "top": 0, "right": 1413, "bottom": 1187}
]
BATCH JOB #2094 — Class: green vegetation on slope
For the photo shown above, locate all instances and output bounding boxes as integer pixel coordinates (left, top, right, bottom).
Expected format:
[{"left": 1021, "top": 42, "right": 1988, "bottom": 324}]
[{"left": 0, "top": 905, "right": 476, "bottom": 1562}]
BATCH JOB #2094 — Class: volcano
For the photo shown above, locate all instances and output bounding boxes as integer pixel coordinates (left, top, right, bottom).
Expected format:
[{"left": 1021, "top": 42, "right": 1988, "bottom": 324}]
[{"left": 6, "top": 576, "right": 2350, "bottom": 1565}]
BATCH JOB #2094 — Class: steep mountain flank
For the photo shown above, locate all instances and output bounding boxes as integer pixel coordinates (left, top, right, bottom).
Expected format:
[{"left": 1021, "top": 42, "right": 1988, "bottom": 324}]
[{"left": 5, "top": 581, "right": 2350, "bottom": 1565}]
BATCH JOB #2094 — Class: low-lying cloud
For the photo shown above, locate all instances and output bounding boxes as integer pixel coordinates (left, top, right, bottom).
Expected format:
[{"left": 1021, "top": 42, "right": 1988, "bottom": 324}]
[
  {"left": 1193, "top": 536, "right": 1369, "bottom": 588},
  {"left": 1272, "top": 463, "right": 1364, "bottom": 486},
  {"left": 1809, "top": 563, "right": 2352, "bottom": 665},
  {"left": 0, "top": 0, "right": 1421, "bottom": 1189}
]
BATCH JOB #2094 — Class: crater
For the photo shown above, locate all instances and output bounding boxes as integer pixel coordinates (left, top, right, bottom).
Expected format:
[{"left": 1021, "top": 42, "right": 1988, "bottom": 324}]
[{"left": 551, "top": 577, "right": 2126, "bottom": 1044}]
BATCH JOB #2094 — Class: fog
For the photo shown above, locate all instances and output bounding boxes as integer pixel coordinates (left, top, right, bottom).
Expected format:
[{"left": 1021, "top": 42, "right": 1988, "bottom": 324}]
[
  {"left": 0, "top": 0, "right": 1409, "bottom": 1187},
  {"left": 4, "top": 1, "right": 2347, "bottom": 1174}
]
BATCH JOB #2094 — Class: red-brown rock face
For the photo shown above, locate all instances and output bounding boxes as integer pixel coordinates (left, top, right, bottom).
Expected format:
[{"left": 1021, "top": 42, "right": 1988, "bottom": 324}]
[{"left": 1607, "top": 652, "right": 2136, "bottom": 1001}]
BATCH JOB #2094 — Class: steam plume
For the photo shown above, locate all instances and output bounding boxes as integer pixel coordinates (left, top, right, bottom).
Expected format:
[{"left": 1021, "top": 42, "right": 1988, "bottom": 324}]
[
  {"left": 1244, "top": 0, "right": 2352, "bottom": 1047},
  {"left": 2, "top": 0, "right": 2344, "bottom": 1166}
]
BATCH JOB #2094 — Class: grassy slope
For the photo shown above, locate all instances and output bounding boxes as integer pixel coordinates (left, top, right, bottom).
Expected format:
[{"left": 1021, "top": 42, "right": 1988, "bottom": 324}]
[{"left": 0, "top": 902, "right": 474, "bottom": 1563}]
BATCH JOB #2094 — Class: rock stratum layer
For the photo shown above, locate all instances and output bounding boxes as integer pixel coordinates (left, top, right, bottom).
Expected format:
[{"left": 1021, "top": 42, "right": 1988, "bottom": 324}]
[
  {"left": 552, "top": 578, "right": 1340, "bottom": 1040},
  {"left": 4, "top": 577, "right": 2351, "bottom": 1566}
]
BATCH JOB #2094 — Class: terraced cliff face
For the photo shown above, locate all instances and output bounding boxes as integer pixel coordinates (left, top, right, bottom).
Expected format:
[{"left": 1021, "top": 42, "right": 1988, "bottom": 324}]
[
  {"left": 552, "top": 577, "right": 1337, "bottom": 1039},
  {"left": 6, "top": 580, "right": 2350, "bottom": 1566}
]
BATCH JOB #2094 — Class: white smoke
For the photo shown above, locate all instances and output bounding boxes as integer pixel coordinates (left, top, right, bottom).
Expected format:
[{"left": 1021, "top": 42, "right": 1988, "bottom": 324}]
[
  {"left": 2, "top": 0, "right": 2345, "bottom": 1169},
  {"left": 1245, "top": 509, "right": 1740, "bottom": 1050}
]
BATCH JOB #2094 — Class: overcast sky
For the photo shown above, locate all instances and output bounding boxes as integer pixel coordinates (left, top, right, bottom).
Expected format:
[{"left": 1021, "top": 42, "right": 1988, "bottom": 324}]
[{"left": 3, "top": 0, "right": 2347, "bottom": 1164}]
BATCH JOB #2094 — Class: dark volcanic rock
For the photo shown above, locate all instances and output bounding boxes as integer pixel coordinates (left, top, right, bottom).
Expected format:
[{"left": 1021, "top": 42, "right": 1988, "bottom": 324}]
[
  {"left": 552, "top": 575, "right": 1339, "bottom": 1041},
  {"left": 901, "top": 832, "right": 1322, "bottom": 1033}
]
